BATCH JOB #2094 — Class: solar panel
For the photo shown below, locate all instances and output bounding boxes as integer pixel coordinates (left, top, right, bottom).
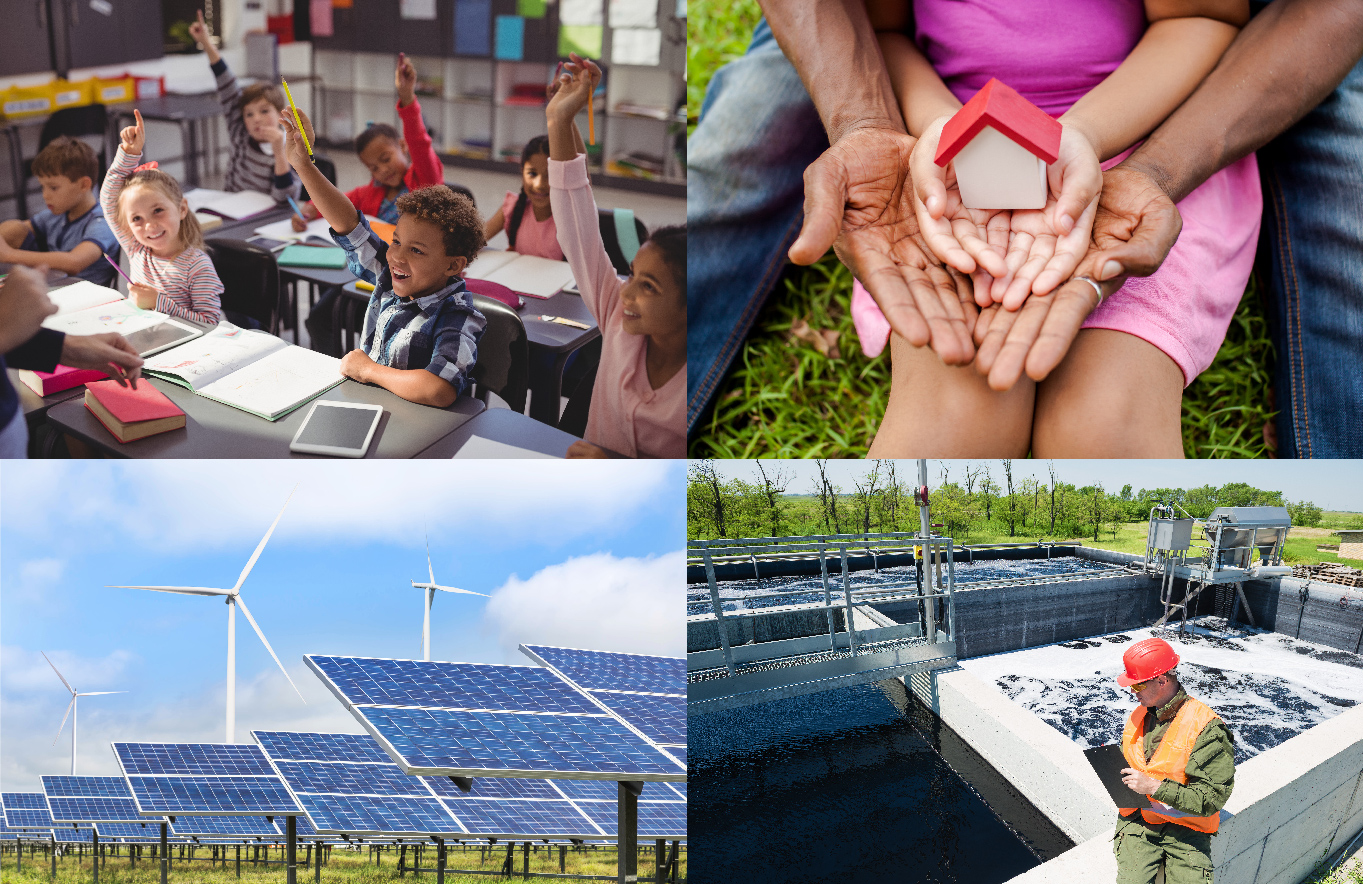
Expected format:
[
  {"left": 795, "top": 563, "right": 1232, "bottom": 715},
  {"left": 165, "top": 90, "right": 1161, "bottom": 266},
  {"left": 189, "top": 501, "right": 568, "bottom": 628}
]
[
  {"left": 254, "top": 732, "right": 392, "bottom": 765},
  {"left": 54, "top": 828, "right": 95, "bottom": 843},
  {"left": 443, "top": 799, "right": 608, "bottom": 838},
  {"left": 42, "top": 776, "right": 156, "bottom": 823},
  {"left": 94, "top": 822, "right": 165, "bottom": 839},
  {"left": 2, "top": 793, "right": 55, "bottom": 831},
  {"left": 167, "top": 816, "right": 280, "bottom": 837},
  {"left": 306, "top": 656, "right": 684, "bottom": 782},
  {"left": 114, "top": 743, "right": 303, "bottom": 817}
]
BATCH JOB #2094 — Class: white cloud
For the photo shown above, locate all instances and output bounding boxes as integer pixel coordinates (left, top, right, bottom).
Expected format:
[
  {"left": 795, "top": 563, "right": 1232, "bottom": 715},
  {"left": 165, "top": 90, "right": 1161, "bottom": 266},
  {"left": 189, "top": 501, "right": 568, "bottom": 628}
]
[
  {"left": 10, "top": 557, "right": 65, "bottom": 605},
  {"left": 1, "top": 645, "right": 139, "bottom": 692},
  {"left": 482, "top": 551, "right": 685, "bottom": 660}
]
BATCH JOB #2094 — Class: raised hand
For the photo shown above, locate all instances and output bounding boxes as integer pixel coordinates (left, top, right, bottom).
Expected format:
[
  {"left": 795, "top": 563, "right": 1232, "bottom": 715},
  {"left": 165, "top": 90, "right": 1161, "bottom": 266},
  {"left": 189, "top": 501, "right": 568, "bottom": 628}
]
[
  {"left": 120, "top": 108, "right": 145, "bottom": 156},
  {"left": 395, "top": 52, "right": 416, "bottom": 107},
  {"left": 788, "top": 126, "right": 977, "bottom": 365},
  {"left": 279, "top": 108, "right": 316, "bottom": 170},
  {"left": 188, "top": 9, "right": 209, "bottom": 46},
  {"left": 547, "top": 53, "right": 599, "bottom": 126}
]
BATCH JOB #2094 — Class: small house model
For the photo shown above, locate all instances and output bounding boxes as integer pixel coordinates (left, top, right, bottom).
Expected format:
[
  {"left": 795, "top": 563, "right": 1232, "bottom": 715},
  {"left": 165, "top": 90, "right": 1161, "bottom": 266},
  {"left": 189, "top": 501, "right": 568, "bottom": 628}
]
[{"left": 934, "top": 78, "right": 1062, "bottom": 210}]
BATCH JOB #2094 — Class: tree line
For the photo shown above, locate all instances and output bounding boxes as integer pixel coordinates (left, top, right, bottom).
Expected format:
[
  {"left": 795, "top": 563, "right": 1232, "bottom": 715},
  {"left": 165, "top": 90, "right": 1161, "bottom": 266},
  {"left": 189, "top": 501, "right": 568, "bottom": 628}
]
[{"left": 687, "top": 460, "right": 1327, "bottom": 541}]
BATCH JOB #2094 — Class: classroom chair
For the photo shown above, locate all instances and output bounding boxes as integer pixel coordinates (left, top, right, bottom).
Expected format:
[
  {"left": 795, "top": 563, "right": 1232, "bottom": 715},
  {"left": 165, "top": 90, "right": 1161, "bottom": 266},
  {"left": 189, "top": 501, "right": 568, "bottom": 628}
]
[
  {"left": 598, "top": 207, "right": 647, "bottom": 277},
  {"left": 17, "top": 104, "right": 110, "bottom": 220},
  {"left": 556, "top": 353, "right": 599, "bottom": 438},
  {"left": 298, "top": 154, "right": 337, "bottom": 203},
  {"left": 468, "top": 293, "right": 528, "bottom": 413},
  {"left": 445, "top": 182, "right": 476, "bottom": 207},
  {"left": 203, "top": 238, "right": 285, "bottom": 334}
]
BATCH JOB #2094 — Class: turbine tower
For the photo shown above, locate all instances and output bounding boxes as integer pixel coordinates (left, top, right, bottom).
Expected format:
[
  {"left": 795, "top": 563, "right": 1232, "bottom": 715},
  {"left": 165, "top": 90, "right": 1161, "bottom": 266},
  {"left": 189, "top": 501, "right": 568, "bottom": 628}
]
[
  {"left": 44, "top": 652, "right": 125, "bottom": 775},
  {"left": 110, "top": 487, "right": 305, "bottom": 742},
  {"left": 411, "top": 530, "right": 487, "bottom": 661}
]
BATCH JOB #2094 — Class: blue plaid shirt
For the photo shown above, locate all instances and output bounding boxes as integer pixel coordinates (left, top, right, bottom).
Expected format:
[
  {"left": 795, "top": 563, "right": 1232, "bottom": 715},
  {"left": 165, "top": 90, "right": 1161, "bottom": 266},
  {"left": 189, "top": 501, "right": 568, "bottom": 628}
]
[{"left": 333, "top": 214, "right": 485, "bottom": 396}]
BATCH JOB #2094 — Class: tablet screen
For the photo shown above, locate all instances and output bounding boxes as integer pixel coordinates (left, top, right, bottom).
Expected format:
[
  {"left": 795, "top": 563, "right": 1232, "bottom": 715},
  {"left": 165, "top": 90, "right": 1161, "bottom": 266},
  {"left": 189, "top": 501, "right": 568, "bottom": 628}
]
[
  {"left": 295, "top": 402, "right": 379, "bottom": 451},
  {"left": 124, "top": 321, "right": 202, "bottom": 356}
]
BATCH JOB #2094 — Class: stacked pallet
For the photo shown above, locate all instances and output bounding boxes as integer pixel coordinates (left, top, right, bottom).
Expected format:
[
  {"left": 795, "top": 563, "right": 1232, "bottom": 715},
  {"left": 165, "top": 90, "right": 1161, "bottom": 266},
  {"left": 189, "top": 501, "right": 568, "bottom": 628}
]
[{"left": 1292, "top": 562, "right": 1363, "bottom": 587}]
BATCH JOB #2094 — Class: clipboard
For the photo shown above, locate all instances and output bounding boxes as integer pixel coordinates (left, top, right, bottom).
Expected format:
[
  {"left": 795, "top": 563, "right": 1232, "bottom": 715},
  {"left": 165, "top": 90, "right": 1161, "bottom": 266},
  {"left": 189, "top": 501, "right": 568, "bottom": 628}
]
[{"left": 1084, "top": 743, "right": 1153, "bottom": 809}]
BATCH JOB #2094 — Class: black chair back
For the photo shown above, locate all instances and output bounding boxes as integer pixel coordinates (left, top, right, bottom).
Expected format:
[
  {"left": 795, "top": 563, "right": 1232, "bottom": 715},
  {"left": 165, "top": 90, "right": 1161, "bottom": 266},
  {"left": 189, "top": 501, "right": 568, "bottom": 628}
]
[
  {"left": 299, "top": 154, "right": 338, "bottom": 202},
  {"left": 444, "top": 182, "right": 476, "bottom": 207},
  {"left": 19, "top": 104, "right": 110, "bottom": 217},
  {"left": 468, "top": 293, "right": 528, "bottom": 413},
  {"left": 556, "top": 353, "right": 599, "bottom": 438},
  {"left": 203, "top": 238, "right": 283, "bottom": 334},
  {"left": 598, "top": 208, "right": 648, "bottom": 276}
]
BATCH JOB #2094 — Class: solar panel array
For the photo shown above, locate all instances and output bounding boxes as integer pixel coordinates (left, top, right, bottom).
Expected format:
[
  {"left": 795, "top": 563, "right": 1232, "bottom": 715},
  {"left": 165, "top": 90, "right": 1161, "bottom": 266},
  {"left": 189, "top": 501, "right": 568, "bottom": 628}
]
[
  {"left": 2, "top": 793, "right": 55, "bottom": 832},
  {"left": 41, "top": 775, "right": 158, "bottom": 824},
  {"left": 114, "top": 743, "right": 303, "bottom": 816},
  {"left": 519, "top": 646, "right": 686, "bottom": 754},
  {"left": 305, "top": 657, "right": 685, "bottom": 782},
  {"left": 254, "top": 731, "right": 685, "bottom": 840}
]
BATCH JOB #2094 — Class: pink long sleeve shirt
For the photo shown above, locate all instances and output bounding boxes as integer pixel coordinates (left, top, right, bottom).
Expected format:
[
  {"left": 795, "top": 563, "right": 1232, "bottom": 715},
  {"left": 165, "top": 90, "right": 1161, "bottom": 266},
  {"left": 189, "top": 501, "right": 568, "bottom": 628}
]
[{"left": 549, "top": 154, "right": 684, "bottom": 458}]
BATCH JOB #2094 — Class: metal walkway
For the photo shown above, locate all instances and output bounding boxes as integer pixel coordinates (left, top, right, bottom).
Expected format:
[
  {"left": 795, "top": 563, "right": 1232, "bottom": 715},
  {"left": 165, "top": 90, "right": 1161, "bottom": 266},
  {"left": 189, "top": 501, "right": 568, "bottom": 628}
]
[{"left": 687, "top": 532, "right": 960, "bottom": 715}]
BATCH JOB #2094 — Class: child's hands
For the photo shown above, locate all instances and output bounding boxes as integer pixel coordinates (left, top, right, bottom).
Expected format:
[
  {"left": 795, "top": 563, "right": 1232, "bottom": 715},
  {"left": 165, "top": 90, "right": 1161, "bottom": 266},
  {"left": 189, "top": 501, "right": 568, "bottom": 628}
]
[
  {"left": 340, "top": 349, "right": 376, "bottom": 383},
  {"left": 547, "top": 53, "right": 600, "bottom": 125},
  {"left": 279, "top": 109, "right": 316, "bottom": 170},
  {"left": 129, "top": 282, "right": 158, "bottom": 310},
  {"left": 396, "top": 52, "right": 416, "bottom": 107},
  {"left": 120, "top": 108, "right": 146, "bottom": 156},
  {"left": 188, "top": 10, "right": 209, "bottom": 47}
]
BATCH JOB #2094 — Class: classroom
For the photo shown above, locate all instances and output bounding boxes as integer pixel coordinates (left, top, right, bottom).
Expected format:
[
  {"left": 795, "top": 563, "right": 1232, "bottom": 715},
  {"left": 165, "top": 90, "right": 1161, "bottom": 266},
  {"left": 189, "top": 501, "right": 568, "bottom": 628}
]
[{"left": 0, "top": 0, "right": 686, "bottom": 459}]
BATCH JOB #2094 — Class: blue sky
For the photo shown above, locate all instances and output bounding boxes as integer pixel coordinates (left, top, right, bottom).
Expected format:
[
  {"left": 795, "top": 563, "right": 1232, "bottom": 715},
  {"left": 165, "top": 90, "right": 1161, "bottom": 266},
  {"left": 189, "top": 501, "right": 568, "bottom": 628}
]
[
  {"left": 0, "top": 461, "right": 684, "bottom": 791},
  {"left": 706, "top": 460, "right": 1363, "bottom": 512}
]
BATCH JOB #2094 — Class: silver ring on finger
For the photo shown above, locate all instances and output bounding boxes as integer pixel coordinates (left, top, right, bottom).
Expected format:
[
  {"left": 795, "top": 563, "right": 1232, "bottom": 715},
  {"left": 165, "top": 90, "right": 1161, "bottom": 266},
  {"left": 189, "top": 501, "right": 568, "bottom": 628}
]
[{"left": 1073, "top": 275, "right": 1105, "bottom": 309}]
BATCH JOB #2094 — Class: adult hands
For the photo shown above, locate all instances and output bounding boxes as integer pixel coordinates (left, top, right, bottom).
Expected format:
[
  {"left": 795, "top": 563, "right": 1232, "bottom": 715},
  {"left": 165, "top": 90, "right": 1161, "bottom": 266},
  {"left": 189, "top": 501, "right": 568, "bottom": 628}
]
[
  {"left": 788, "top": 126, "right": 978, "bottom": 365},
  {"left": 971, "top": 162, "right": 1182, "bottom": 391},
  {"left": 0, "top": 266, "right": 57, "bottom": 353},
  {"left": 120, "top": 108, "right": 145, "bottom": 156},
  {"left": 1120, "top": 768, "right": 1163, "bottom": 796},
  {"left": 60, "top": 332, "right": 144, "bottom": 387}
]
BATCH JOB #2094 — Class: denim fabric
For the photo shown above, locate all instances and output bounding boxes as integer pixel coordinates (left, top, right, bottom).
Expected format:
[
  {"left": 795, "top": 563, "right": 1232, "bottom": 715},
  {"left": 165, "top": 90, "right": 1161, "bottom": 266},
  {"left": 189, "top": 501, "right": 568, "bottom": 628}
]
[
  {"left": 686, "top": 20, "right": 829, "bottom": 435},
  {"left": 1257, "top": 52, "right": 1363, "bottom": 457}
]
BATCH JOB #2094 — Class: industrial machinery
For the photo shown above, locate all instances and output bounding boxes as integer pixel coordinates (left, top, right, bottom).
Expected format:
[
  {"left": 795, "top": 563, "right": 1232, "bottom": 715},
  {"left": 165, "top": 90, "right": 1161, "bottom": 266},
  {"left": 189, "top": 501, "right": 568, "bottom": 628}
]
[{"left": 1144, "top": 506, "right": 1294, "bottom": 631}]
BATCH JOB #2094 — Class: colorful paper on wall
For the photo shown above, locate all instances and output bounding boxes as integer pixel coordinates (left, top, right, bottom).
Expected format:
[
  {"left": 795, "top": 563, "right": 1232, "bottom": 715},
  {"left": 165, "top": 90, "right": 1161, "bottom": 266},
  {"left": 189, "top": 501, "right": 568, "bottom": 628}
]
[
  {"left": 331, "top": 0, "right": 352, "bottom": 9},
  {"left": 517, "top": 0, "right": 547, "bottom": 18},
  {"left": 557, "top": 24, "right": 602, "bottom": 58},
  {"left": 495, "top": 15, "right": 525, "bottom": 60},
  {"left": 454, "top": 0, "right": 492, "bottom": 55},
  {"left": 400, "top": 0, "right": 437, "bottom": 19},
  {"left": 559, "top": 0, "right": 602, "bottom": 26},
  {"left": 609, "top": 0, "right": 654, "bottom": 29},
  {"left": 610, "top": 27, "right": 660, "bottom": 65},
  {"left": 310, "top": 0, "right": 334, "bottom": 35}
]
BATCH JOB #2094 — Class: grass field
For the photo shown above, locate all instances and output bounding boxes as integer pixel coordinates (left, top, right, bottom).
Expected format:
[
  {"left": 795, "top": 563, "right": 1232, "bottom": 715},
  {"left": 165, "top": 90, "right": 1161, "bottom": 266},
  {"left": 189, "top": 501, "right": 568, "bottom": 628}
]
[
  {"left": 0, "top": 842, "right": 684, "bottom": 884},
  {"left": 686, "top": 4, "right": 1278, "bottom": 459}
]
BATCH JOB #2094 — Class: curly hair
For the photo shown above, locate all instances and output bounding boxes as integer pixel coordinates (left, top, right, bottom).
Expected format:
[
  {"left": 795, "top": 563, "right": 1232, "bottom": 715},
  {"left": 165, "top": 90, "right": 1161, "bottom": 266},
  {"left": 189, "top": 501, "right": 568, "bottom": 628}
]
[
  {"left": 115, "top": 168, "right": 204, "bottom": 251},
  {"left": 645, "top": 225, "right": 685, "bottom": 297},
  {"left": 32, "top": 136, "right": 98, "bottom": 184},
  {"left": 239, "top": 82, "right": 286, "bottom": 114},
  {"left": 395, "top": 185, "right": 485, "bottom": 263}
]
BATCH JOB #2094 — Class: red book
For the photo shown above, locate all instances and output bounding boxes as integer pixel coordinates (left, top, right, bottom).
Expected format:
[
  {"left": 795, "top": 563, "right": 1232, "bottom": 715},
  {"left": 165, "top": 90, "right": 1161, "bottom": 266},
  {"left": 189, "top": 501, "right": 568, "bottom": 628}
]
[
  {"left": 17, "top": 364, "right": 107, "bottom": 397},
  {"left": 83, "top": 379, "right": 186, "bottom": 443}
]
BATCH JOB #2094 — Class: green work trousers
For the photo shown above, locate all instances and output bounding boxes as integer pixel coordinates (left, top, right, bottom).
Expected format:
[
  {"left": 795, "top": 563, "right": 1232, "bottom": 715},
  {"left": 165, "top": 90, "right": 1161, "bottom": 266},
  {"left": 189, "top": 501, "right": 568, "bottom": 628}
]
[{"left": 1114, "top": 817, "right": 1214, "bottom": 884}]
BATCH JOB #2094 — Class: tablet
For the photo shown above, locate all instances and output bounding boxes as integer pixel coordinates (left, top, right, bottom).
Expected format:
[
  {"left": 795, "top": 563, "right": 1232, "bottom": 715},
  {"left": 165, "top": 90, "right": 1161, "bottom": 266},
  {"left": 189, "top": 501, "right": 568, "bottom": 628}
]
[
  {"left": 289, "top": 401, "right": 383, "bottom": 457},
  {"left": 1083, "top": 743, "right": 1153, "bottom": 809},
  {"left": 123, "top": 318, "right": 205, "bottom": 357}
]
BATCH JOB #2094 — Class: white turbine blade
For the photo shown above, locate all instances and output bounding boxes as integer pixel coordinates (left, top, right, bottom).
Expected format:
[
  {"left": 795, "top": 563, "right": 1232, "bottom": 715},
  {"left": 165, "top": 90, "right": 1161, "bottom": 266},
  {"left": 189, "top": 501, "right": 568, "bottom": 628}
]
[
  {"left": 231, "top": 485, "right": 298, "bottom": 594},
  {"left": 234, "top": 596, "right": 306, "bottom": 703},
  {"left": 52, "top": 696, "right": 76, "bottom": 746},
  {"left": 430, "top": 584, "right": 488, "bottom": 597},
  {"left": 42, "top": 651, "right": 75, "bottom": 695},
  {"left": 76, "top": 691, "right": 126, "bottom": 697},
  {"left": 426, "top": 529, "right": 435, "bottom": 585},
  {"left": 109, "top": 585, "right": 232, "bottom": 597}
]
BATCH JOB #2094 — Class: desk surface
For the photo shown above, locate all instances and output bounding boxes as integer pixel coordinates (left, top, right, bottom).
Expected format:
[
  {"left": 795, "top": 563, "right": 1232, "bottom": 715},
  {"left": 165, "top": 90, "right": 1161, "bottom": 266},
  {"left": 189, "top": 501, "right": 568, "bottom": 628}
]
[
  {"left": 110, "top": 93, "right": 221, "bottom": 122},
  {"left": 47, "top": 377, "right": 484, "bottom": 458},
  {"left": 416, "top": 406, "right": 581, "bottom": 458}
]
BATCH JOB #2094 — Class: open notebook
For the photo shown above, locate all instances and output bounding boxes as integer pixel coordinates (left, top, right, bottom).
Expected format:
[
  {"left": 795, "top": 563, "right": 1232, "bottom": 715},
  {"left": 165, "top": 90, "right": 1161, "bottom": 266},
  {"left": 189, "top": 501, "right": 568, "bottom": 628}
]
[
  {"left": 141, "top": 322, "right": 345, "bottom": 421},
  {"left": 184, "top": 188, "right": 278, "bottom": 219},
  {"left": 41, "top": 280, "right": 204, "bottom": 356},
  {"left": 252, "top": 214, "right": 391, "bottom": 246},
  {"left": 464, "top": 249, "right": 576, "bottom": 299}
]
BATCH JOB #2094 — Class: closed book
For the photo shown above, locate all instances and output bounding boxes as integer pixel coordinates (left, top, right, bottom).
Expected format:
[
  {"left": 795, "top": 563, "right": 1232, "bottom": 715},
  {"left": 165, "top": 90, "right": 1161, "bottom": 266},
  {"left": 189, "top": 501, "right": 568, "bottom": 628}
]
[
  {"left": 18, "top": 365, "right": 107, "bottom": 397},
  {"left": 277, "top": 244, "right": 348, "bottom": 268},
  {"left": 83, "top": 379, "right": 186, "bottom": 443}
]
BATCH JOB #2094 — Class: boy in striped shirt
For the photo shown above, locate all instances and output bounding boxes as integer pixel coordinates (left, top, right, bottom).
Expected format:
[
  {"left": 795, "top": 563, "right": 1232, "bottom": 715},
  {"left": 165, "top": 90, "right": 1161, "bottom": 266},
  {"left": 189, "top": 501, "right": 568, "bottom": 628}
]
[
  {"left": 189, "top": 11, "right": 301, "bottom": 204},
  {"left": 281, "top": 109, "right": 485, "bottom": 408}
]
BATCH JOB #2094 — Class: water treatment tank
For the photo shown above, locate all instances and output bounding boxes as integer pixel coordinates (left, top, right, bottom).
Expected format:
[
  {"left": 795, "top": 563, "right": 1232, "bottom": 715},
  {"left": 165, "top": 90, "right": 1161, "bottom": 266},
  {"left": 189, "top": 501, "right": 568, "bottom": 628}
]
[{"left": 1204, "top": 507, "right": 1292, "bottom": 568}]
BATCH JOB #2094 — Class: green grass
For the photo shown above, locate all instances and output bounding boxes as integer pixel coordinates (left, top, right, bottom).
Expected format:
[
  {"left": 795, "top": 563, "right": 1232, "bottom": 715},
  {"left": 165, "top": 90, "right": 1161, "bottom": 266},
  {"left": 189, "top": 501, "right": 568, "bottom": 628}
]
[
  {"left": 0, "top": 843, "right": 684, "bottom": 884},
  {"left": 686, "top": 10, "right": 1278, "bottom": 459}
]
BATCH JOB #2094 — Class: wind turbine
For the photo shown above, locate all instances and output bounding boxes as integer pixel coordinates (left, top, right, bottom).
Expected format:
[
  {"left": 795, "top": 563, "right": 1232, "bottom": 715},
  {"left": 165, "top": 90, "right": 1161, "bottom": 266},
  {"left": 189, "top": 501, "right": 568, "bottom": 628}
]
[
  {"left": 412, "top": 531, "right": 487, "bottom": 661},
  {"left": 110, "top": 487, "right": 305, "bottom": 742},
  {"left": 44, "top": 652, "right": 125, "bottom": 775}
]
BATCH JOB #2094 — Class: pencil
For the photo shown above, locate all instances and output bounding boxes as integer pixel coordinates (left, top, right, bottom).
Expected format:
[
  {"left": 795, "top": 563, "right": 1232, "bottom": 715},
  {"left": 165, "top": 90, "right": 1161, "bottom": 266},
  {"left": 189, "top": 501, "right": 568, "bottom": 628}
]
[
  {"left": 587, "top": 74, "right": 595, "bottom": 146},
  {"left": 287, "top": 196, "right": 306, "bottom": 221},
  {"left": 354, "top": 280, "right": 376, "bottom": 292},
  {"left": 281, "top": 77, "right": 314, "bottom": 162},
  {"left": 539, "top": 315, "right": 590, "bottom": 329},
  {"left": 103, "top": 253, "right": 143, "bottom": 310}
]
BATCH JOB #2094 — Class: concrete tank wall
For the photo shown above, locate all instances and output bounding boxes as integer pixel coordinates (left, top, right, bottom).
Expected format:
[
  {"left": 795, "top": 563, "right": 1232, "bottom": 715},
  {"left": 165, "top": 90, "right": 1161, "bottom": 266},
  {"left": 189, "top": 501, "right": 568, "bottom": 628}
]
[
  {"left": 1274, "top": 577, "right": 1363, "bottom": 653},
  {"left": 687, "top": 607, "right": 846, "bottom": 654}
]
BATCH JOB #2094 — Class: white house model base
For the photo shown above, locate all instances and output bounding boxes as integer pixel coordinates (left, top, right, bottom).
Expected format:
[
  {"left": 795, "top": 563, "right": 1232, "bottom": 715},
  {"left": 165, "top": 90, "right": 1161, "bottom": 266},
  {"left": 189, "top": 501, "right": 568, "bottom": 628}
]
[{"left": 953, "top": 126, "right": 1048, "bottom": 210}]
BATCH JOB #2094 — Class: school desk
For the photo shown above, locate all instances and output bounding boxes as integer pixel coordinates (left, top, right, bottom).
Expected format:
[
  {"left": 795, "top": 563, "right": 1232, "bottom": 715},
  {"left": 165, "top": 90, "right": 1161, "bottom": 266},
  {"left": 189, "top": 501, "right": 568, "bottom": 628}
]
[
  {"left": 415, "top": 406, "right": 584, "bottom": 458},
  {"left": 110, "top": 93, "right": 223, "bottom": 189},
  {"left": 45, "top": 374, "right": 485, "bottom": 459}
]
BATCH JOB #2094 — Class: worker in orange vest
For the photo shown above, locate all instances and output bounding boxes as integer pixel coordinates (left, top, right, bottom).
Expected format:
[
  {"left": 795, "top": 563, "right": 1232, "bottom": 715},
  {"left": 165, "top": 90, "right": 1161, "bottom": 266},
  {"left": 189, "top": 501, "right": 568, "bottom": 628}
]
[{"left": 1115, "top": 637, "right": 1235, "bottom": 884}]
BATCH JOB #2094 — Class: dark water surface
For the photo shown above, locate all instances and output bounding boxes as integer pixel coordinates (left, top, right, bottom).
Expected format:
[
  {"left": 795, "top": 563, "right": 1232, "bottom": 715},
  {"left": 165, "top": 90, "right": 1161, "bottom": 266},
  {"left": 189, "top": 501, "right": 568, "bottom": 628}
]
[{"left": 689, "top": 683, "right": 1046, "bottom": 884}]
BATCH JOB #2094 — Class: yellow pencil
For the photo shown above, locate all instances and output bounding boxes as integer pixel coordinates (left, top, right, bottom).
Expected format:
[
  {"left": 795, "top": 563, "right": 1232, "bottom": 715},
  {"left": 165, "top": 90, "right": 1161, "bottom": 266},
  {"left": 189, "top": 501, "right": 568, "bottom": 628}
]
[{"left": 280, "top": 77, "right": 314, "bottom": 163}]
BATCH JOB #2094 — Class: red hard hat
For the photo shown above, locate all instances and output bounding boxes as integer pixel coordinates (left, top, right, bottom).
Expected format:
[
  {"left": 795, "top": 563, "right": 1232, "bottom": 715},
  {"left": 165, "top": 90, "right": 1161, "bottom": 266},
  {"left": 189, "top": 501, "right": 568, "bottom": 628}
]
[{"left": 1117, "top": 637, "right": 1179, "bottom": 687}]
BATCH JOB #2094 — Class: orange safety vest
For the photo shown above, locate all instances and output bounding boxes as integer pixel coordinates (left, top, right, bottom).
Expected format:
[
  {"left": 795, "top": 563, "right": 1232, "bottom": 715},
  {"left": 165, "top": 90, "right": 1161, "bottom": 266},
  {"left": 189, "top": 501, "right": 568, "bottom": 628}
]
[{"left": 1118, "top": 696, "right": 1221, "bottom": 833}]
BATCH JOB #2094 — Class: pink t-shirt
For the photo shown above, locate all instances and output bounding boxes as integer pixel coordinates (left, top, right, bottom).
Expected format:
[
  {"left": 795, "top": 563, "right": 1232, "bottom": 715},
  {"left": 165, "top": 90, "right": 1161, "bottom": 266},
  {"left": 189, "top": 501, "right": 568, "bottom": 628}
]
[
  {"left": 548, "top": 155, "right": 684, "bottom": 458},
  {"left": 500, "top": 191, "right": 564, "bottom": 261},
  {"left": 851, "top": 0, "right": 1261, "bottom": 386}
]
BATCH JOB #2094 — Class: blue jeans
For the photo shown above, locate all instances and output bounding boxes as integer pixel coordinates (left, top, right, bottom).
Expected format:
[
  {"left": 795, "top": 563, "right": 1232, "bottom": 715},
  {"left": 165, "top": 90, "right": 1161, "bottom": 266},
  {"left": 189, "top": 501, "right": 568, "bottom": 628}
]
[
  {"left": 686, "top": 20, "right": 827, "bottom": 436},
  {"left": 1257, "top": 50, "right": 1363, "bottom": 456}
]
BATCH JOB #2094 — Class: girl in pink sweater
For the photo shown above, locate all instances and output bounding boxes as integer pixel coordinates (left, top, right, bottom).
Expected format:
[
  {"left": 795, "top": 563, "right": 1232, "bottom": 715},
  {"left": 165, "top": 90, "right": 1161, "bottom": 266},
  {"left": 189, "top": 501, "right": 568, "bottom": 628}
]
[{"left": 547, "top": 56, "right": 685, "bottom": 458}]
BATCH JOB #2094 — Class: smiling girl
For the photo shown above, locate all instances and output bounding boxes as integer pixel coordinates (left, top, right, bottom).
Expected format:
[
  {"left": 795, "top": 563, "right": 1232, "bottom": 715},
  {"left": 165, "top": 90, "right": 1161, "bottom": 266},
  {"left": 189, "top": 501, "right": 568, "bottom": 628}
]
[
  {"left": 547, "top": 55, "right": 685, "bottom": 458},
  {"left": 100, "top": 109, "right": 224, "bottom": 325},
  {"left": 483, "top": 136, "right": 562, "bottom": 260}
]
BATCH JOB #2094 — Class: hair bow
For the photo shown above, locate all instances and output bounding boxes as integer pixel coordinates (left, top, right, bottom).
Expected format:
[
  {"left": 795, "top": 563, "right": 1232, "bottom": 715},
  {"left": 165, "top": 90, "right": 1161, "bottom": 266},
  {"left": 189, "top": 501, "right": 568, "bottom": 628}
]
[{"left": 133, "top": 160, "right": 159, "bottom": 173}]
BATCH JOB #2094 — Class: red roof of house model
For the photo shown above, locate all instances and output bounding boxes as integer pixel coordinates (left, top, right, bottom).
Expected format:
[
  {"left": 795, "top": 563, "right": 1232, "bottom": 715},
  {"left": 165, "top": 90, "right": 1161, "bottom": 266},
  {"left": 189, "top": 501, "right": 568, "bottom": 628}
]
[{"left": 935, "top": 78, "right": 1062, "bottom": 167}]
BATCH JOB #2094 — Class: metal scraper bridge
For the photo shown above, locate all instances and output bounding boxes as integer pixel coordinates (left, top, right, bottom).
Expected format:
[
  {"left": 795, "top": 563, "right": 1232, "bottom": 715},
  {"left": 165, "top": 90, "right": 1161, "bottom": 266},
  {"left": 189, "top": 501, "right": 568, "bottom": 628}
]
[{"left": 687, "top": 532, "right": 960, "bottom": 715}]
